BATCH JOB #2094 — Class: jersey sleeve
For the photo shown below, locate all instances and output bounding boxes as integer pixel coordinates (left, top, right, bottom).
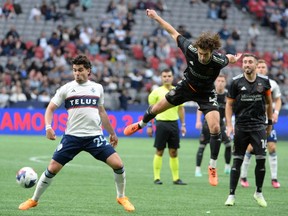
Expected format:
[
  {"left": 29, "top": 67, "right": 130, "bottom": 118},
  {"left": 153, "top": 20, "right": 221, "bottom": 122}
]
[
  {"left": 51, "top": 85, "right": 67, "bottom": 107},
  {"left": 271, "top": 79, "right": 282, "bottom": 98},
  {"left": 177, "top": 35, "right": 196, "bottom": 56}
]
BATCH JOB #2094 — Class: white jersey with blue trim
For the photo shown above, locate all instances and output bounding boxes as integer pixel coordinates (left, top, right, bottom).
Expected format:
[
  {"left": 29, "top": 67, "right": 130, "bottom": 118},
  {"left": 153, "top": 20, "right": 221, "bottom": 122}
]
[{"left": 51, "top": 80, "right": 104, "bottom": 137}]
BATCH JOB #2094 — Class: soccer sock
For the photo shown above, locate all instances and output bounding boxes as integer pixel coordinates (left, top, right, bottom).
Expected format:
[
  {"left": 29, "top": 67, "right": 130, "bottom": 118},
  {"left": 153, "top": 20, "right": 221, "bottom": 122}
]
[
  {"left": 32, "top": 169, "right": 55, "bottom": 201},
  {"left": 209, "top": 159, "right": 217, "bottom": 168},
  {"left": 255, "top": 158, "right": 266, "bottom": 193},
  {"left": 209, "top": 132, "right": 221, "bottom": 167},
  {"left": 240, "top": 151, "right": 251, "bottom": 178},
  {"left": 140, "top": 106, "right": 156, "bottom": 127},
  {"left": 196, "top": 144, "right": 205, "bottom": 167},
  {"left": 224, "top": 142, "right": 232, "bottom": 165},
  {"left": 169, "top": 157, "right": 179, "bottom": 181},
  {"left": 269, "top": 152, "right": 278, "bottom": 179},
  {"left": 153, "top": 154, "right": 162, "bottom": 180},
  {"left": 229, "top": 158, "right": 242, "bottom": 195},
  {"left": 114, "top": 167, "right": 126, "bottom": 198}
]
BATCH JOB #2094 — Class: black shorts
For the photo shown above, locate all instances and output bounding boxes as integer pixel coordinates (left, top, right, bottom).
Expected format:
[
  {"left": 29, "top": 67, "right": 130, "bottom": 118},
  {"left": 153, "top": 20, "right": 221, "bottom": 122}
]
[
  {"left": 165, "top": 79, "right": 218, "bottom": 115},
  {"left": 154, "top": 121, "right": 180, "bottom": 150},
  {"left": 52, "top": 134, "right": 116, "bottom": 166},
  {"left": 233, "top": 126, "right": 267, "bottom": 158},
  {"left": 200, "top": 122, "right": 230, "bottom": 145}
]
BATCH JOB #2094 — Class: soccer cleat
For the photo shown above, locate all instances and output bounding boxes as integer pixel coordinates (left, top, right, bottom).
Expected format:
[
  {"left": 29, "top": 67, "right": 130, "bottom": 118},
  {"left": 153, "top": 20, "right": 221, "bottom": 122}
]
[
  {"left": 208, "top": 166, "right": 218, "bottom": 186},
  {"left": 195, "top": 170, "right": 202, "bottom": 177},
  {"left": 225, "top": 195, "right": 235, "bottom": 206},
  {"left": 254, "top": 192, "right": 267, "bottom": 207},
  {"left": 123, "top": 122, "right": 142, "bottom": 136},
  {"left": 154, "top": 179, "right": 163, "bottom": 185},
  {"left": 117, "top": 197, "right": 135, "bottom": 212},
  {"left": 18, "top": 198, "right": 38, "bottom": 210},
  {"left": 240, "top": 178, "right": 249, "bottom": 188},
  {"left": 271, "top": 179, "right": 280, "bottom": 188},
  {"left": 173, "top": 179, "right": 187, "bottom": 185}
]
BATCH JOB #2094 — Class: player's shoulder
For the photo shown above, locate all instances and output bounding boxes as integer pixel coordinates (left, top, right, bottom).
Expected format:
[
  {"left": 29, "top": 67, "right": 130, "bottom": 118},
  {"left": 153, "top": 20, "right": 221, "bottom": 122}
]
[
  {"left": 232, "top": 73, "right": 244, "bottom": 80},
  {"left": 257, "top": 74, "right": 269, "bottom": 80}
]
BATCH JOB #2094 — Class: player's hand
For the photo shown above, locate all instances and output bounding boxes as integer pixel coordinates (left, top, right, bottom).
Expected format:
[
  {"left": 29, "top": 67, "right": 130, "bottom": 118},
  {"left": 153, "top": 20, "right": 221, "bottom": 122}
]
[
  {"left": 46, "top": 128, "right": 56, "bottom": 140},
  {"left": 109, "top": 134, "right": 118, "bottom": 148},
  {"left": 146, "top": 9, "right": 158, "bottom": 19},
  {"left": 226, "top": 125, "right": 234, "bottom": 138},
  {"left": 272, "top": 112, "right": 279, "bottom": 124},
  {"left": 181, "top": 125, "right": 186, "bottom": 137},
  {"left": 266, "top": 125, "right": 272, "bottom": 136},
  {"left": 195, "top": 121, "right": 202, "bottom": 130},
  {"left": 146, "top": 127, "right": 153, "bottom": 137}
]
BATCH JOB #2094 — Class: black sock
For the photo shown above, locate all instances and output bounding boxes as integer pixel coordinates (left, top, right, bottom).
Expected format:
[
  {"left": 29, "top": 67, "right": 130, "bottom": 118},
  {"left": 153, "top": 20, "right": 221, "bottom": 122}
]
[
  {"left": 229, "top": 158, "right": 243, "bottom": 195},
  {"left": 196, "top": 145, "right": 205, "bottom": 166},
  {"left": 210, "top": 132, "right": 221, "bottom": 160},
  {"left": 142, "top": 106, "right": 156, "bottom": 123},
  {"left": 255, "top": 158, "right": 266, "bottom": 193}
]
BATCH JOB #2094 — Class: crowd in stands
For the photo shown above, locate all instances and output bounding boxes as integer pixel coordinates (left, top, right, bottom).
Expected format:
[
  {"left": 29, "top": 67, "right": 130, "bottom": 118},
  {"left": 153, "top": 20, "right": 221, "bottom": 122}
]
[{"left": 0, "top": 0, "right": 288, "bottom": 110}]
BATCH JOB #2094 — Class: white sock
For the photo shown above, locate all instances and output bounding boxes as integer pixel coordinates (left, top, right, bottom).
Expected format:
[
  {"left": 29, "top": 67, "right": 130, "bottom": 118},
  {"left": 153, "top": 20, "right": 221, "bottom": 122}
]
[
  {"left": 139, "top": 120, "right": 147, "bottom": 128},
  {"left": 269, "top": 152, "right": 278, "bottom": 179},
  {"left": 114, "top": 170, "right": 126, "bottom": 198},
  {"left": 209, "top": 159, "right": 217, "bottom": 168},
  {"left": 241, "top": 152, "right": 251, "bottom": 178},
  {"left": 32, "top": 171, "right": 54, "bottom": 201},
  {"left": 195, "top": 166, "right": 201, "bottom": 172},
  {"left": 225, "top": 164, "right": 231, "bottom": 170}
]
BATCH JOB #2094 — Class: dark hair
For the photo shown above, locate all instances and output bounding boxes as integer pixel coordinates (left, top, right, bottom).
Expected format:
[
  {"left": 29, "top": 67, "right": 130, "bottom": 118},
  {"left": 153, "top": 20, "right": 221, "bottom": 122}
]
[
  {"left": 243, "top": 53, "right": 258, "bottom": 61},
  {"left": 161, "top": 68, "right": 172, "bottom": 74},
  {"left": 257, "top": 59, "right": 266, "bottom": 64},
  {"left": 193, "top": 32, "right": 221, "bottom": 51},
  {"left": 71, "top": 55, "right": 92, "bottom": 69}
]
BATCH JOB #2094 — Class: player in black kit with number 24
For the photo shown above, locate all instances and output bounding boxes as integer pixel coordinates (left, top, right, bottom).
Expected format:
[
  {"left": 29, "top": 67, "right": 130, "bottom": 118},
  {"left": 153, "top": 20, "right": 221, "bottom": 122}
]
[{"left": 124, "top": 9, "right": 242, "bottom": 187}]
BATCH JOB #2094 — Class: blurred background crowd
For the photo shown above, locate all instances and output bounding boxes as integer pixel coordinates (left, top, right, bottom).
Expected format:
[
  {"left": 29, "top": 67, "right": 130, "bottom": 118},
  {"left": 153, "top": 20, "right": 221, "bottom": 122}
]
[{"left": 0, "top": 0, "right": 288, "bottom": 110}]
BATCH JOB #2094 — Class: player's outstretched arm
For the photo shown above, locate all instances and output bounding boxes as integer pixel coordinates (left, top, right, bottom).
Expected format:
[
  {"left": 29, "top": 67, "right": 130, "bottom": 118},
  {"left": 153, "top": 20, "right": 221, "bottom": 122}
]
[
  {"left": 225, "top": 98, "right": 234, "bottom": 137},
  {"left": 146, "top": 9, "right": 180, "bottom": 42},
  {"left": 226, "top": 53, "right": 242, "bottom": 64}
]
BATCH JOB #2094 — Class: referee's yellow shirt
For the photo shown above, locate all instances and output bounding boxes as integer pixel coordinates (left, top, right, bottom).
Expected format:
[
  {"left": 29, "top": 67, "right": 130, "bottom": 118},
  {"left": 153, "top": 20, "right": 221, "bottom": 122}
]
[{"left": 148, "top": 86, "right": 183, "bottom": 121}]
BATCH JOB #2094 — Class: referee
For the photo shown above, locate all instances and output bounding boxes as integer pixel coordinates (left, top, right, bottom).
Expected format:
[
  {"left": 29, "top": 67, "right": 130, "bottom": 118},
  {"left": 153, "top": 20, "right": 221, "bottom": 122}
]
[{"left": 147, "top": 68, "right": 187, "bottom": 185}]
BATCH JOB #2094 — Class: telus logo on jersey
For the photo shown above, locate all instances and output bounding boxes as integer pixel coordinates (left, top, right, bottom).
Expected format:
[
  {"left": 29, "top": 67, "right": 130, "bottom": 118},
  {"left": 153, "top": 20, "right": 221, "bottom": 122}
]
[{"left": 65, "top": 96, "right": 100, "bottom": 109}]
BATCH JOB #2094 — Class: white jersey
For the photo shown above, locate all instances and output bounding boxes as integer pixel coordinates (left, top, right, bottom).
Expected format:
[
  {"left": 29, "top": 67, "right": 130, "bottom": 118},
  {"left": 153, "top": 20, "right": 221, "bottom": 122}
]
[
  {"left": 269, "top": 79, "right": 281, "bottom": 99},
  {"left": 51, "top": 80, "right": 104, "bottom": 137}
]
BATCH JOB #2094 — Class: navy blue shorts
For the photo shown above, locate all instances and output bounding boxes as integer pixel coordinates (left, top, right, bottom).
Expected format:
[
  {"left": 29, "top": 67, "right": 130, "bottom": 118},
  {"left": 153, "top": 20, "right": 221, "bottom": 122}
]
[{"left": 52, "top": 134, "right": 116, "bottom": 166}]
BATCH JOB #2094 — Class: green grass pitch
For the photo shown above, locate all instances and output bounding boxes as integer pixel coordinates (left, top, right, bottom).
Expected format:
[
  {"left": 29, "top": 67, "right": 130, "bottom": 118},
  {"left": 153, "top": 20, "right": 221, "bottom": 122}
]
[{"left": 0, "top": 135, "right": 287, "bottom": 216}]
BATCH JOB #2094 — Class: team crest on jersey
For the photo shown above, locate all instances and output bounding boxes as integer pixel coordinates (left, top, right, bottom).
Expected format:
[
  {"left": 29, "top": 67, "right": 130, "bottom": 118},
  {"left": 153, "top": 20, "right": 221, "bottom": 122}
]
[
  {"left": 256, "top": 83, "right": 264, "bottom": 93},
  {"left": 168, "top": 89, "right": 176, "bottom": 96},
  {"left": 91, "top": 88, "right": 96, "bottom": 93}
]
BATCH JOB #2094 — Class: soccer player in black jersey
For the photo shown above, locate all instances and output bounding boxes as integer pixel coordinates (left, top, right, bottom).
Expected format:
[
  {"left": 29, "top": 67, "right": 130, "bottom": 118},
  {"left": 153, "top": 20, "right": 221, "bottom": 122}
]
[
  {"left": 225, "top": 53, "right": 273, "bottom": 207},
  {"left": 124, "top": 9, "right": 242, "bottom": 186},
  {"left": 195, "top": 74, "right": 231, "bottom": 177}
]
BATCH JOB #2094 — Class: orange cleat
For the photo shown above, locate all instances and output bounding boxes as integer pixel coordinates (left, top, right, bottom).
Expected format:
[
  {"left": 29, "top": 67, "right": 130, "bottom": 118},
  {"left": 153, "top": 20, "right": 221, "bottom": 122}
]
[
  {"left": 208, "top": 166, "right": 218, "bottom": 186},
  {"left": 18, "top": 198, "right": 38, "bottom": 210},
  {"left": 117, "top": 196, "right": 135, "bottom": 212},
  {"left": 123, "top": 122, "right": 142, "bottom": 136}
]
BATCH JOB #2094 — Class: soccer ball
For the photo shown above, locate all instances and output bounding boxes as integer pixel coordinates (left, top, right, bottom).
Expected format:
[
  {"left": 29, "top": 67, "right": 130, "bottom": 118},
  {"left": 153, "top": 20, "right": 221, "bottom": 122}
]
[{"left": 16, "top": 167, "right": 38, "bottom": 188}]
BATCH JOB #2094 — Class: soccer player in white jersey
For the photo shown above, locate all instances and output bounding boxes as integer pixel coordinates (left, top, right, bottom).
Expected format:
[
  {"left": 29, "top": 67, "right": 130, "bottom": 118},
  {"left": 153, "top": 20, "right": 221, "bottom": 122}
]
[
  {"left": 18, "top": 55, "right": 135, "bottom": 212},
  {"left": 240, "top": 59, "right": 282, "bottom": 188}
]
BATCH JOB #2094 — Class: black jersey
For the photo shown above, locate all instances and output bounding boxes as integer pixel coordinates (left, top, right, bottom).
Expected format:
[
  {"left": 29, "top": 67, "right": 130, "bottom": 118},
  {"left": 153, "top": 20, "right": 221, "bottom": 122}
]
[
  {"left": 217, "top": 90, "right": 227, "bottom": 125},
  {"left": 177, "top": 35, "right": 229, "bottom": 93},
  {"left": 227, "top": 74, "right": 271, "bottom": 131}
]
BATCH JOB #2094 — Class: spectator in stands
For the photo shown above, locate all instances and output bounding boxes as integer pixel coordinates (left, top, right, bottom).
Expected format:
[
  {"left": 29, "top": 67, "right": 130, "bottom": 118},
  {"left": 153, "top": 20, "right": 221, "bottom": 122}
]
[
  {"left": 119, "top": 89, "right": 131, "bottom": 111},
  {"left": 218, "top": 24, "right": 231, "bottom": 40},
  {"left": 66, "top": 0, "right": 79, "bottom": 17},
  {"left": 5, "top": 25, "right": 20, "bottom": 40},
  {"left": 9, "top": 83, "right": 27, "bottom": 103},
  {"left": 48, "top": 32, "right": 61, "bottom": 48},
  {"left": 29, "top": 5, "right": 42, "bottom": 22},
  {"left": 231, "top": 28, "right": 241, "bottom": 41},
  {"left": 116, "top": 0, "right": 128, "bottom": 16},
  {"left": 0, "top": 86, "right": 10, "bottom": 108},
  {"left": 207, "top": 2, "right": 218, "bottom": 20},
  {"left": 2, "top": 0, "right": 15, "bottom": 19},
  {"left": 80, "top": 0, "right": 92, "bottom": 11},
  {"left": 224, "top": 37, "right": 237, "bottom": 55},
  {"left": 218, "top": 3, "right": 228, "bottom": 21},
  {"left": 248, "top": 23, "right": 260, "bottom": 41},
  {"left": 177, "top": 25, "right": 192, "bottom": 40}
]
